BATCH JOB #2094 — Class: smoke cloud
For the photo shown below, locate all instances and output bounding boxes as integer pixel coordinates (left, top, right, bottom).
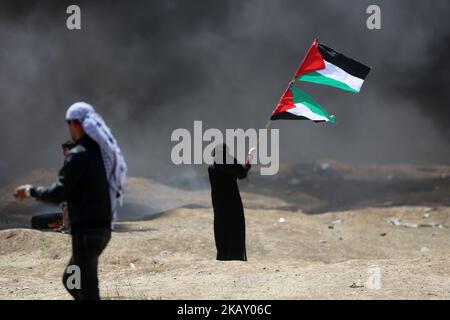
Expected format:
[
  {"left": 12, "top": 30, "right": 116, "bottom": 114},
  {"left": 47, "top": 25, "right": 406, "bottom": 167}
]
[{"left": 0, "top": 0, "right": 449, "bottom": 186}]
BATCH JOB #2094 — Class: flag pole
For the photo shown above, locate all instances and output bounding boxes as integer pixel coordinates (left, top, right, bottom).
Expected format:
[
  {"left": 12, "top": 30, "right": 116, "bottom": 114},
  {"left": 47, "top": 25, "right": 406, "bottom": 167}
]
[{"left": 265, "top": 119, "right": 272, "bottom": 130}]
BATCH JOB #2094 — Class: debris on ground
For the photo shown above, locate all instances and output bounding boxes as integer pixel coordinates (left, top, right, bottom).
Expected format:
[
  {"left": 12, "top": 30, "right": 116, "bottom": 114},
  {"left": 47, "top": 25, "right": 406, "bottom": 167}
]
[
  {"left": 389, "top": 218, "right": 447, "bottom": 229},
  {"left": 328, "top": 219, "right": 343, "bottom": 229}
]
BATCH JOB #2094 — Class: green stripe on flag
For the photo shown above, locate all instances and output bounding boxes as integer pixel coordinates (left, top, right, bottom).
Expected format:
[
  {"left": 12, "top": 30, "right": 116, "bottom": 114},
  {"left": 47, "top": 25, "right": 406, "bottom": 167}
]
[
  {"left": 291, "top": 85, "right": 335, "bottom": 123},
  {"left": 296, "top": 71, "right": 358, "bottom": 93}
]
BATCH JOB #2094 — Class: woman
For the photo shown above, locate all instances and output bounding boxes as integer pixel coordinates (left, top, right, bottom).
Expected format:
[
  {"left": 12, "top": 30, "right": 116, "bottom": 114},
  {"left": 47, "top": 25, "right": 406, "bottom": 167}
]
[{"left": 208, "top": 145, "right": 255, "bottom": 261}]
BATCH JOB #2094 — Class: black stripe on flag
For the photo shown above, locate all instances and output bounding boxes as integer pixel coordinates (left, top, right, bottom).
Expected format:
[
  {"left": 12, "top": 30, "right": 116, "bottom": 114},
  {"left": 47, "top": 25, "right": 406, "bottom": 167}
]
[
  {"left": 318, "top": 43, "right": 371, "bottom": 80},
  {"left": 271, "top": 112, "right": 327, "bottom": 123}
]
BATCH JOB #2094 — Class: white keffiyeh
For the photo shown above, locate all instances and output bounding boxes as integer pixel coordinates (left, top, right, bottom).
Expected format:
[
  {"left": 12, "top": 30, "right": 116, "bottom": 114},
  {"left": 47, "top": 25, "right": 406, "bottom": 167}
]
[{"left": 66, "top": 102, "right": 127, "bottom": 221}]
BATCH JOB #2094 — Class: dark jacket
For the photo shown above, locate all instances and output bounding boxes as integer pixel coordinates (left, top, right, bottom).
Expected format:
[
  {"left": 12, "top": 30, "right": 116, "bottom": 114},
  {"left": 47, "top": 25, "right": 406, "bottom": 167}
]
[{"left": 31, "top": 136, "right": 111, "bottom": 231}]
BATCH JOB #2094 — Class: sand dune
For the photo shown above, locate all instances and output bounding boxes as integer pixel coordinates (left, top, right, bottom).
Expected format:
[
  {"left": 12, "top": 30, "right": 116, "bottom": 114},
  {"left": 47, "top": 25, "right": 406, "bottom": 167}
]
[
  {"left": 0, "top": 165, "right": 449, "bottom": 299},
  {"left": 0, "top": 206, "right": 449, "bottom": 299}
]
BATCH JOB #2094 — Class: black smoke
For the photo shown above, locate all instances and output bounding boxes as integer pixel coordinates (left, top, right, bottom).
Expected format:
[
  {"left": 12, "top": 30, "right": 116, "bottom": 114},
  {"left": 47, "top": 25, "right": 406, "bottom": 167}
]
[{"left": 0, "top": 0, "right": 449, "bottom": 186}]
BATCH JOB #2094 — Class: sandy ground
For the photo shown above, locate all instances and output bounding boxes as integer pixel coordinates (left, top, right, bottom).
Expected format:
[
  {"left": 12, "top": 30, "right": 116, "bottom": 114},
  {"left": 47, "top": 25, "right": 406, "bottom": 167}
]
[
  {"left": 0, "top": 163, "right": 449, "bottom": 299},
  {"left": 0, "top": 205, "right": 449, "bottom": 299}
]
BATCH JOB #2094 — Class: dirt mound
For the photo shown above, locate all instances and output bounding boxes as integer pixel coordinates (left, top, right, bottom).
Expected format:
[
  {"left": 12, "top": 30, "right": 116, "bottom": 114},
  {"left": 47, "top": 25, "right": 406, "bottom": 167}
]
[
  {"left": 246, "top": 161, "right": 450, "bottom": 213},
  {"left": 0, "top": 169, "right": 60, "bottom": 229},
  {"left": 3, "top": 162, "right": 450, "bottom": 228},
  {"left": 1, "top": 164, "right": 449, "bottom": 299},
  {"left": 0, "top": 229, "right": 68, "bottom": 256},
  {"left": 0, "top": 169, "right": 294, "bottom": 229},
  {"left": 0, "top": 206, "right": 449, "bottom": 299}
]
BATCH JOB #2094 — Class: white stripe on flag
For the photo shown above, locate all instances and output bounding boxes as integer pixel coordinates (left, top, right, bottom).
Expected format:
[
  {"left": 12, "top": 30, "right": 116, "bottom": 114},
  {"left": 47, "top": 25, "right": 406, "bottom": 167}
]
[
  {"left": 317, "top": 61, "right": 364, "bottom": 92},
  {"left": 286, "top": 103, "right": 331, "bottom": 122}
]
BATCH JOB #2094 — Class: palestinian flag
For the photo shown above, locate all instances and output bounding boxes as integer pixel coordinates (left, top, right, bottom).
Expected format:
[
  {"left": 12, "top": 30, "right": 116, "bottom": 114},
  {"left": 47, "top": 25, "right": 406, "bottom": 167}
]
[
  {"left": 294, "top": 39, "right": 371, "bottom": 93},
  {"left": 271, "top": 84, "right": 335, "bottom": 123}
]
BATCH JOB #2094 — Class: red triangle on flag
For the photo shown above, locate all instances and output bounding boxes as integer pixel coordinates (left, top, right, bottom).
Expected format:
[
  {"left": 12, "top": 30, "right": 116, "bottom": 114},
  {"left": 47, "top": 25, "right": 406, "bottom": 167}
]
[
  {"left": 293, "top": 39, "right": 325, "bottom": 79},
  {"left": 271, "top": 84, "right": 295, "bottom": 118}
]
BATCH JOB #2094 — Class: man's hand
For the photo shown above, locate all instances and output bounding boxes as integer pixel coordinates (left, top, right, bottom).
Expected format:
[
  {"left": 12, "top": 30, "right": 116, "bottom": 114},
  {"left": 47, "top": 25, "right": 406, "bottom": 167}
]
[{"left": 14, "top": 184, "right": 33, "bottom": 201}]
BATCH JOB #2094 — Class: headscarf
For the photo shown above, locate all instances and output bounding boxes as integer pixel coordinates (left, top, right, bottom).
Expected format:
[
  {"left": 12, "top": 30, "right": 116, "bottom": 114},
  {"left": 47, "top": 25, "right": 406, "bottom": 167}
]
[
  {"left": 213, "top": 144, "right": 237, "bottom": 165},
  {"left": 66, "top": 102, "right": 127, "bottom": 221}
]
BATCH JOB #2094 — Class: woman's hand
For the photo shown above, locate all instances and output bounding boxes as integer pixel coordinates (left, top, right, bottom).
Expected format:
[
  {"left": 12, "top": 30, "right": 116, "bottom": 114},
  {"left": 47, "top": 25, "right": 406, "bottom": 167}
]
[{"left": 246, "top": 147, "right": 257, "bottom": 164}]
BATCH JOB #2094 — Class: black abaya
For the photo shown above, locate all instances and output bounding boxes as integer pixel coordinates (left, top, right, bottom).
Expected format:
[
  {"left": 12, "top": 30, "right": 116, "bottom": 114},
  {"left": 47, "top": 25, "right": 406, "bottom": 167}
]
[{"left": 208, "top": 161, "right": 251, "bottom": 261}]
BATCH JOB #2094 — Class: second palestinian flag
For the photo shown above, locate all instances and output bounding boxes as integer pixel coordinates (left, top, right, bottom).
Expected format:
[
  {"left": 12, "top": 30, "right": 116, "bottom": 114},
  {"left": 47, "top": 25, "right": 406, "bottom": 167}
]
[
  {"left": 271, "top": 84, "right": 335, "bottom": 123},
  {"left": 294, "top": 39, "right": 371, "bottom": 93}
]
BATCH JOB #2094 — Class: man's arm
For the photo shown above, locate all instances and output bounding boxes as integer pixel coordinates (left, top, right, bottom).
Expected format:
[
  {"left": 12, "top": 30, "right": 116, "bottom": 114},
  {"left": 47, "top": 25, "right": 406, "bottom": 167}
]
[
  {"left": 33, "top": 151, "right": 87, "bottom": 204},
  {"left": 15, "top": 150, "right": 87, "bottom": 205}
]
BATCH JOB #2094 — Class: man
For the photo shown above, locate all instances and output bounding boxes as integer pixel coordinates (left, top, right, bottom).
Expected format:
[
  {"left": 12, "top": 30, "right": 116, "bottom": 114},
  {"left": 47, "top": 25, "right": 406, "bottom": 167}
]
[
  {"left": 208, "top": 145, "right": 256, "bottom": 261},
  {"left": 59, "top": 140, "right": 76, "bottom": 232},
  {"left": 14, "top": 102, "right": 127, "bottom": 300},
  {"left": 30, "top": 140, "right": 76, "bottom": 233},
  {"left": 62, "top": 140, "right": 76, "bottom": 157}
]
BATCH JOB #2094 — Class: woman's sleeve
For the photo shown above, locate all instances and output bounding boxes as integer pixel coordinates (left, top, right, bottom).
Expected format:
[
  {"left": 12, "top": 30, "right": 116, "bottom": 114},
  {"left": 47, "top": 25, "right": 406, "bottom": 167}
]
[{"left": 230, "top": 163, "right": 251, "bottom": 180}]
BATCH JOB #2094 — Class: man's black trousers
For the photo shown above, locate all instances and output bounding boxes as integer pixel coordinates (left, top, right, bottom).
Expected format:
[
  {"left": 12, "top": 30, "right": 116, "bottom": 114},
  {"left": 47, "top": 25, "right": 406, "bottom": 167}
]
[{"left": 62, "top": 228, "right": 111, "bottom": 300}]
